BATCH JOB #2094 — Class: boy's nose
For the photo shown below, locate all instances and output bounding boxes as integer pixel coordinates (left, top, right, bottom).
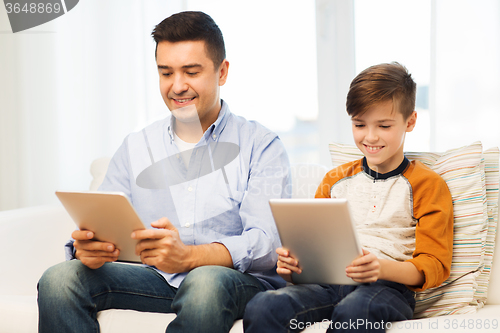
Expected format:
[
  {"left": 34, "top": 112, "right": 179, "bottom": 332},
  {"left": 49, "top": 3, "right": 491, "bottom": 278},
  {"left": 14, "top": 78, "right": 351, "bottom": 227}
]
[{"left": 366, "top": 129, "right": 379, "bottom": 142}]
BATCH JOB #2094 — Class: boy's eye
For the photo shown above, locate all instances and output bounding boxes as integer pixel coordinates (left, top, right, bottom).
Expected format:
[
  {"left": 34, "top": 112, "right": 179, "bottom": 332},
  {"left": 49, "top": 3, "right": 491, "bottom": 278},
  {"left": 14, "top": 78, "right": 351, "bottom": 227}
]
[
  {"left": 187, "top": 72, "right": 199, "bottom": 76},
  {"left": 380, "top": 125, "right": 391, "bottom": 129},
  {"left": 354, "top": 124, "right": 365, "bottom": 128},
  {"left": 162, "top": 73, "right": 172, "bottom": 77}
]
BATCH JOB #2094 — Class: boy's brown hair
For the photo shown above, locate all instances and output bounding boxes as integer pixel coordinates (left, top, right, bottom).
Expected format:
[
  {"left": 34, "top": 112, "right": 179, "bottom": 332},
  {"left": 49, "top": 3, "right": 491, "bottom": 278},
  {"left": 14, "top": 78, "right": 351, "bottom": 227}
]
[{"left": 346, "top": 62, "right": 416, "bottom": 120}]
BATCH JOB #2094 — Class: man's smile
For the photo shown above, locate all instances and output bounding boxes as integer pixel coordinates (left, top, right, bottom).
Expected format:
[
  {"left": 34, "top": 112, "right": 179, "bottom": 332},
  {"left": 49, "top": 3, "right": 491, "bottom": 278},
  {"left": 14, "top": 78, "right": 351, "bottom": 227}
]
[{"left": 172, "top": 97, "right": 196, "bottom": 104}]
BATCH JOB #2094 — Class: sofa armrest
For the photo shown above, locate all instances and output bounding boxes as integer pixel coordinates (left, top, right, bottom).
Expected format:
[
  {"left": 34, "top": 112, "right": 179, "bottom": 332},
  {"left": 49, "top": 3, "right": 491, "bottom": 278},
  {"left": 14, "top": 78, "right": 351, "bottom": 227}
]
[{"left": 0, "top": 205, "right": 75, "bottom": 296}]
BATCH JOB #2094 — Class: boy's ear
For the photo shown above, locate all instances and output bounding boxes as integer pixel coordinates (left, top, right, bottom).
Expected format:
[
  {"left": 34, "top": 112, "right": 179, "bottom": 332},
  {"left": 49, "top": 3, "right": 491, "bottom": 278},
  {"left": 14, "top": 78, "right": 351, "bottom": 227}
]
[{"left": 406, "top": 111, "right": 417, "bottom": 132}]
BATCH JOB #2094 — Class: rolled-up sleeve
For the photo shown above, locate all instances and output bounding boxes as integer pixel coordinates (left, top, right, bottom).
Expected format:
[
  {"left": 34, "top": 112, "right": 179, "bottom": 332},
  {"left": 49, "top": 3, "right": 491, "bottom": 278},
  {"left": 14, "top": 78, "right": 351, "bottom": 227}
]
[{"left": 217, "top": 132, "right": 291, "bottom": 273}]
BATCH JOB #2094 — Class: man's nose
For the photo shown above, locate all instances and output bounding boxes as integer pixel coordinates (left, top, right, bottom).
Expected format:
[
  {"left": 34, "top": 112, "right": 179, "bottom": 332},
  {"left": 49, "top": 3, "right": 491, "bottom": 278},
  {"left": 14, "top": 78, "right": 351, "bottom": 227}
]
[{"left": 172, "top": 75, "right": 189, "bottom": 95}]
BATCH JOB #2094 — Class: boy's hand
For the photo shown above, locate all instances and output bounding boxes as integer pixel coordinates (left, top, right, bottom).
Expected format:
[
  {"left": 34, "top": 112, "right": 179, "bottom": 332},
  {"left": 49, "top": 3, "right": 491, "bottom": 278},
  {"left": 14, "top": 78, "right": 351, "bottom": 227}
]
[
  {"left": 276, "top": 247, "right": 302, "bottom": 283},
  {"left": 345, "top": 248, "right": 381, "bottom": 283}
]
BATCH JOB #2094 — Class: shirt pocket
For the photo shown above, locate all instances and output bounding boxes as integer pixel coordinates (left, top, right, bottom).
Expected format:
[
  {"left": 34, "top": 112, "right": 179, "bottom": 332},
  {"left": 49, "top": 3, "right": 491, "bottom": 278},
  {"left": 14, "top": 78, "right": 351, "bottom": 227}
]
[{"left": 201, "top": 189, "right": 245, "bottom": 237}]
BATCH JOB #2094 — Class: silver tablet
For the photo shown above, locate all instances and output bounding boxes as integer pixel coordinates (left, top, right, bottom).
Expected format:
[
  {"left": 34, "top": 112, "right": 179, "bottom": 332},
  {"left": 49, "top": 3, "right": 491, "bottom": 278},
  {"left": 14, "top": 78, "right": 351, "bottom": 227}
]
[
  {"left": 269, "top": 198, "right": 363, "bottom": 285},
  {"left": 55, "top": 191, "right": 146, "bottom": 263}
]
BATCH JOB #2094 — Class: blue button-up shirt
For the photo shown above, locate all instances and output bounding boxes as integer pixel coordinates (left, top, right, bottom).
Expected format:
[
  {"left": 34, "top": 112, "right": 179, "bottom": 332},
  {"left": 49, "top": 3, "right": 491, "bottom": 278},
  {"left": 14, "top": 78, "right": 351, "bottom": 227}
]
[{"left": 66, "top": 101, "right": 291, "bottom": 290}]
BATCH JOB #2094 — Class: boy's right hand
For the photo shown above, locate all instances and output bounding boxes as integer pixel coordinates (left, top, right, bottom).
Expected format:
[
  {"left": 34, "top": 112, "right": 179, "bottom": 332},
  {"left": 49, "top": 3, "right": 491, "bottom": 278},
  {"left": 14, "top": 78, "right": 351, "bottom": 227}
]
[
  {"left": 72, "top": 230, "right": 120, "bottom": 269},
  {"left": 276, "top": 247, "right": 302, "bottom": 283}
]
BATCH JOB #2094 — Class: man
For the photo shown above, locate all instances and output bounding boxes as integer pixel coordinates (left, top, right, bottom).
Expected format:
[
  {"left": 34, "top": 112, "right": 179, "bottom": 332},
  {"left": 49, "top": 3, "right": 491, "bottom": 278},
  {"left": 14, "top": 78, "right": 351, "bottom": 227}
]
[{"left": 38, "top": 11, "right": 290, "bottom": 333}]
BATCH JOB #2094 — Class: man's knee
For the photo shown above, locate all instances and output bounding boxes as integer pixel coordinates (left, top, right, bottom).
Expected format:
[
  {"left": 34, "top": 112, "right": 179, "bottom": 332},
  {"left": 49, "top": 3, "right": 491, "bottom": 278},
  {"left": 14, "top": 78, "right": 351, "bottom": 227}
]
[
  {"left": 38, "top": 261, "right": 82, "bottom": 291},
  {"left": 179, "top": 266, "right": 237, "bottom": 302},
  {"left": 38, "top": 260, "right": 89, "bottom": 307}
]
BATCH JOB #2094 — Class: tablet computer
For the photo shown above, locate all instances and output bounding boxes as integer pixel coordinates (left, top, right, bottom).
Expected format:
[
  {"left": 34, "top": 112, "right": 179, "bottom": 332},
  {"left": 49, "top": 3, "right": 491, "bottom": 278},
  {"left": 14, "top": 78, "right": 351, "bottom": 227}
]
[
  {"left": 269, "top": 198, "right": 363, "bottom": 285},
  {"left": 55, "top": 191, "right": 146, "bottom": 263}
]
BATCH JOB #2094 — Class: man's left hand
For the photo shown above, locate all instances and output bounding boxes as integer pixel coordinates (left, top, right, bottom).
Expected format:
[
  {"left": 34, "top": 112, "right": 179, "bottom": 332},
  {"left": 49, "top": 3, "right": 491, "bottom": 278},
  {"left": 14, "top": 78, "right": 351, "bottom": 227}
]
[{"left": 132, "top": 217, "right": 193, "bottom": 273}]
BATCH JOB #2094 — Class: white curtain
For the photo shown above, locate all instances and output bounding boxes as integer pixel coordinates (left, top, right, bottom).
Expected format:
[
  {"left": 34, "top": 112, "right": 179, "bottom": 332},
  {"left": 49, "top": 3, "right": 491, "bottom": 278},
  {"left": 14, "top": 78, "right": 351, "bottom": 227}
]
[
  {"left": 0, "top": 0, "right": 183, "bottom": 210},
  {"left": 320, "top": 0, "right": 500, "bottom": 153},
  {"left": 432, "top": 0, "right": 500, "bottom": 151}
]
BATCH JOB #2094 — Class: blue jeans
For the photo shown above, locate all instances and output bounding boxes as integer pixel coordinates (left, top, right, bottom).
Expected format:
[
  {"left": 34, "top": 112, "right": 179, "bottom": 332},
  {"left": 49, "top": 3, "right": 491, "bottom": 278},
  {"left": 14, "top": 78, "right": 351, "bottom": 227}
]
[
  {"left": 243, "top": 280, "right": 415, "bottom": 333},
  {"left": 37, "top": 260, "right": 266, "bottom": 333}
]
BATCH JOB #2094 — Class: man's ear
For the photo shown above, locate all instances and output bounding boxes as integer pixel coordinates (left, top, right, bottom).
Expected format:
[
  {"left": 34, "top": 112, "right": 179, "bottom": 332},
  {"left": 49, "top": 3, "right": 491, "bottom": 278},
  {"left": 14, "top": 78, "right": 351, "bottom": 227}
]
[
  {"left": 218, "top": 59, "right": 229, "bottom": 86},
  {"left": 406, "top": 111, "right": 417, "bottom": 132}
]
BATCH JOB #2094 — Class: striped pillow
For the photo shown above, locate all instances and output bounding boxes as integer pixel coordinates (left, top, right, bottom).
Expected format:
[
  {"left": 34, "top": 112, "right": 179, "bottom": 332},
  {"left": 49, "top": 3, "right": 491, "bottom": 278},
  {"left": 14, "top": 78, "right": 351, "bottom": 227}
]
[
  {"left": 328, "top": 141, "right": 498, "bottom": 318},
  {"left": 477, "top": 148, "right": 499, "bottom": 305}
]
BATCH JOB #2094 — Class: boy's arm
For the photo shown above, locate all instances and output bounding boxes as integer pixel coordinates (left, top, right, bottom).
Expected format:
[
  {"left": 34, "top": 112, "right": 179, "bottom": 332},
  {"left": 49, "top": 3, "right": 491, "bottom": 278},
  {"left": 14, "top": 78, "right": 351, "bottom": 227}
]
[
  {"left": 405, "top": 166, "right": 454, "bottom": 291},
  {"left": 346, "top": 249, "right": 424, "bottom": 286}
]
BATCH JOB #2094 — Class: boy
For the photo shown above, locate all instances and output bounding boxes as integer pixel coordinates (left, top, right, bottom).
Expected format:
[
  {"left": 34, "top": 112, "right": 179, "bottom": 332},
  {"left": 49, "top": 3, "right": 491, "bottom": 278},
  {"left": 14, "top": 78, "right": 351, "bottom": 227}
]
[{"left": 243, "top": 62, "right": 454, "bottom": 333}]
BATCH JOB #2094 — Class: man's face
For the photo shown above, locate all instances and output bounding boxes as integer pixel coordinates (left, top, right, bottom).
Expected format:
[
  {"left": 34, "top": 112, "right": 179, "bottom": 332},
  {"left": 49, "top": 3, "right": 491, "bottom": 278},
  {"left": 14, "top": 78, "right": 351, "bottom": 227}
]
[
  {"left": 351, "top": 100, "right": 417, "bottom": 174},
  {"left": 156, "top": 40, "right": 228, "bottom": 130}
]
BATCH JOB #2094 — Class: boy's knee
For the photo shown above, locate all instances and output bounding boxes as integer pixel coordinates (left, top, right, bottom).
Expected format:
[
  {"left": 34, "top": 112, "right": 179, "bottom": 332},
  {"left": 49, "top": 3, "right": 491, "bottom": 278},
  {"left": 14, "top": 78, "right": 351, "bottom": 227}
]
[
  {"left": 243, "top": 290, "right": 295, "bottom": 331},
  {"left": 245, "top": 289, "right": 295, "bottom": 319},
  {"left": 244, "top": 291, "right": 272, "bottom": 318}
]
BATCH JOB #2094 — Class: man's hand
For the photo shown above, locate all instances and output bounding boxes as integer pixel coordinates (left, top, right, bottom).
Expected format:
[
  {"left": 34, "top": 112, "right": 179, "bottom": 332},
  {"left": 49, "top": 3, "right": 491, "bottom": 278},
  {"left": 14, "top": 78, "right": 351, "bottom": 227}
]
[
  {"left": 72, "top": 230, "right": 119, "bottom": 269},
  {"left": 345, "top": 248, "right": 381, "bottom": 283},
  {"left": 132, "top": 217, "right": 193, "bottom": 274},
  {"left": 276, "top": 247, "right": 302, "bottom": 283}
]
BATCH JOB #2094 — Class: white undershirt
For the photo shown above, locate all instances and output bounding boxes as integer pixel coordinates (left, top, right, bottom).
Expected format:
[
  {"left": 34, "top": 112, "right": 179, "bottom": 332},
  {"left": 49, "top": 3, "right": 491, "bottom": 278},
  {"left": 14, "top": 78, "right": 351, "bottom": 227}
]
[{"left": 173, "top": 132, "right": 197, "bottom": 167}]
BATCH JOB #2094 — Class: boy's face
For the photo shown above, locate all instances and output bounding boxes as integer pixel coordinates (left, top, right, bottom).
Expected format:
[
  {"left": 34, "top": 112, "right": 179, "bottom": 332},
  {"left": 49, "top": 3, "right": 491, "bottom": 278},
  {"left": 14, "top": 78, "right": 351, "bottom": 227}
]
[
  {"left": 351, "top": 100, "right": 417, "bottom": 174},
  {"left": 156, "top": 40, "right": 229, "bottom": 130}
]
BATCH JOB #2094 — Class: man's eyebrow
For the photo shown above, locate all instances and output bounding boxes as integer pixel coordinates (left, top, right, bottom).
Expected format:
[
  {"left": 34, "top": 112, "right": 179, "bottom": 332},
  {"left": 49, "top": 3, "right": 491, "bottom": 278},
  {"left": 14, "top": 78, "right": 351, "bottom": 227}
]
[
  {"left": 157, "top": 64, "right": 203, "bottom": 70},
  {"left": 182, "top": 64, "right": 203, "bottom": 69}
]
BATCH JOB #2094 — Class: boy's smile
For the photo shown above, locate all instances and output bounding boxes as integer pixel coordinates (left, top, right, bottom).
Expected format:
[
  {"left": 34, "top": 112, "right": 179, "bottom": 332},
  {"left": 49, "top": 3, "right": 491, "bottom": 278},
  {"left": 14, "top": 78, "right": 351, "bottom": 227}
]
[{"left": 351, "top": 100, "right": 417, "bottom": 174}]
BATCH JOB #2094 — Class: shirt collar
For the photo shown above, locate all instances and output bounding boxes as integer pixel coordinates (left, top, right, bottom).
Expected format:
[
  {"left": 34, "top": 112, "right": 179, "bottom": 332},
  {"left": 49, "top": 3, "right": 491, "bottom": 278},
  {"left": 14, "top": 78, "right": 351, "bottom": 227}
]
[
  {"left": 167, "top": 99, "right": 230, "bottom": 144},
  {"left": 363, "top": 156, "right": 410, "bottom": 180}
]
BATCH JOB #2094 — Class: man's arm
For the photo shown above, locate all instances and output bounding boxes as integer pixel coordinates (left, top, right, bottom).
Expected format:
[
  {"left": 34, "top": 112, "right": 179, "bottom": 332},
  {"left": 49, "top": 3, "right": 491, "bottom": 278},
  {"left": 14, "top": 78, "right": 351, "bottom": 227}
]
[
  {"left": 214, "top": 132, "right": 291, "bottom": 274},
  {"left": 133, "top": 132, "right": 290, "bottom": 275},
  {"left": 132, "top": 217, "right": 232, "bottom": 273}
]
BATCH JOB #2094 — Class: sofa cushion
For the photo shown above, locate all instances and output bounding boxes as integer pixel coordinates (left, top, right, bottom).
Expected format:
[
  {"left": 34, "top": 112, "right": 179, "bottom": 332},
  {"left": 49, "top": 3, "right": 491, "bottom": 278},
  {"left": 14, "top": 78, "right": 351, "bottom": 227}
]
[{"left": 329, "top": 141, "right": 499, "bottom": 317}]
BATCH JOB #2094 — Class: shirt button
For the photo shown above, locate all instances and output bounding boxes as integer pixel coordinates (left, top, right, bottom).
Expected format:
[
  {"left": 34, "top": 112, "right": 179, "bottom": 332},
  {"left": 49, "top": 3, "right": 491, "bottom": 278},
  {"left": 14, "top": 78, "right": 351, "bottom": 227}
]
[
  {"left": 188, "top": 186, "right": 193, "bottom": 192},
  {"left": 212, "top": 134, "right": 217, "bottom": 140},
  {"left": 184, "top": 222, "right": 191, "bottom": 228}
]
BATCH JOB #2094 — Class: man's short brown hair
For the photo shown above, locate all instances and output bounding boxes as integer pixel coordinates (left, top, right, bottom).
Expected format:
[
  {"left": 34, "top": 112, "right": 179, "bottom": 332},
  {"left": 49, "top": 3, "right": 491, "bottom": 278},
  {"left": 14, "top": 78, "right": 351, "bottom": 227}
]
[
  {"left": 346, "top": 62, "right": 416, "bottom": 120},
  {"left": 151, "top": 11, "right": 226, "bottom": 69}
]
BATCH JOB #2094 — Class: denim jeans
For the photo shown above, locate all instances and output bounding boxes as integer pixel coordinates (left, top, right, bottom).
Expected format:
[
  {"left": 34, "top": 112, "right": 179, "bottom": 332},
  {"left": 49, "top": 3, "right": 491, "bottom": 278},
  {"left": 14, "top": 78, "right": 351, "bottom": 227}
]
[
  {"left": 37, "top": 260, "right": 266, "bottom": 333},
  {"left": 243, "top": 280, "right": 416, "bottom": 333}
]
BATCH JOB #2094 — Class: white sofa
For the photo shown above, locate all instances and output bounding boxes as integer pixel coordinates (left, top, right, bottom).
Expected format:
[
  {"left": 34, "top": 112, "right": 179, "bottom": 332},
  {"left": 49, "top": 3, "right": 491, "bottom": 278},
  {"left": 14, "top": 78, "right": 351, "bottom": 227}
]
[{"left": 0, "top": 159, "right": 499, "bottom": 333}]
